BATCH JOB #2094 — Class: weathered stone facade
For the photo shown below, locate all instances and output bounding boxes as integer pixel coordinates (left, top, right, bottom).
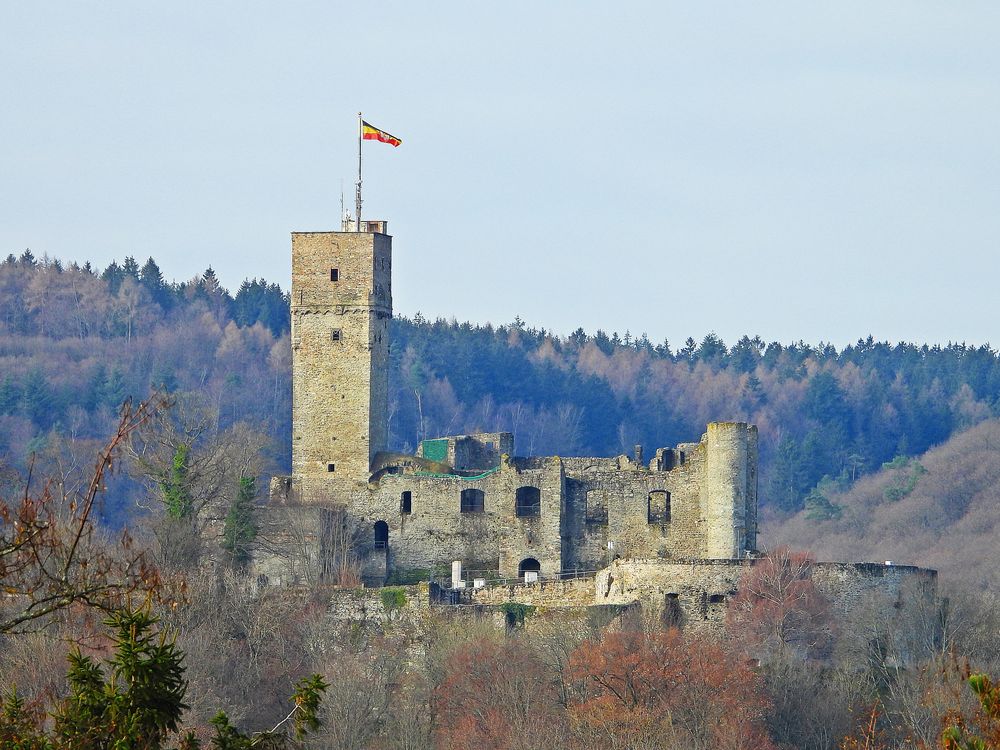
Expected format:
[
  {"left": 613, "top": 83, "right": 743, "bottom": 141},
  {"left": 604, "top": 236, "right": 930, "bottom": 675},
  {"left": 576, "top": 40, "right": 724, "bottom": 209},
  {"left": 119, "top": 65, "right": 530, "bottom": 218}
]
[
  {"left": 258, "top": 220, "right": 938, "bottom": 636},
  {"left": 264, "top": 223, "right": 760, "bottom": 583}
]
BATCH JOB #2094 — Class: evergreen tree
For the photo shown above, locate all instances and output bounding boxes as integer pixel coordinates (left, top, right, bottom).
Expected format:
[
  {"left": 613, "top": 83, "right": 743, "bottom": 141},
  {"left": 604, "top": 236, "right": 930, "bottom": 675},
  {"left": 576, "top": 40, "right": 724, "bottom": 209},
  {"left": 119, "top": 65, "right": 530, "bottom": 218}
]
[
  {"left": 2, "top": 606, "right": 327, "bottom": 749},
  {"left": 102, "top": 261, "right": 125, "bottom": 295},
  {"left": 20, "top": 368, "right": 53, "bottom": 427},
  {"left": 222, "top": 476, "right": 258, "bottom": 567},
  {"left": 161, "top": 443, "right": 194, "bottom": 519},
  {"left": 122, "top": 255, "right": 140, "bottom": 279},
  {"left": 99, "top": 367, "right": 129, "bottom": 409},
  {"left": 139, "top": 257, "right": 171, "bottom": 309},
  {"left": 18, "top": 249, "right": 35, "bottom": 266},
  {"left": 0, "top": 374, "right": 20, "bottom": 416}
]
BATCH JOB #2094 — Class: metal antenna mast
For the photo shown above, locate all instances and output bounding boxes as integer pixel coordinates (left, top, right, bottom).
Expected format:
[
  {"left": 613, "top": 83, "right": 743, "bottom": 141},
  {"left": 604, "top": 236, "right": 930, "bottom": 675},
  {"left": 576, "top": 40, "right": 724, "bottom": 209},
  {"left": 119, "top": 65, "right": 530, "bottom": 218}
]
[{"left": 356, "top": 112, "right": 363, "bottom": 231}]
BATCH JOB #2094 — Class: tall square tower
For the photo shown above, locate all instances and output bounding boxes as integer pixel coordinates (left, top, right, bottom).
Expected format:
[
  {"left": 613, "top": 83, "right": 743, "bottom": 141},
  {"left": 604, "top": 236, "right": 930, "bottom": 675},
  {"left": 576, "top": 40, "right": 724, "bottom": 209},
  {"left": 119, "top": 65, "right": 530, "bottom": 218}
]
[{"left": 290, "top": 224, "right": 392, "bottom": 503}]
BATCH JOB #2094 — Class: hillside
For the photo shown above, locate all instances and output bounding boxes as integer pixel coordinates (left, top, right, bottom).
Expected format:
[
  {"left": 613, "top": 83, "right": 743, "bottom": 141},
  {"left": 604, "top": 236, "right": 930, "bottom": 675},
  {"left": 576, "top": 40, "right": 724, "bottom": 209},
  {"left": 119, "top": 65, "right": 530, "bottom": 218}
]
[
  {"left": 765, "top": 417, "right": 1000, "bottom": 589},
  {"left": 4, "top": 251, "right": 1000, "bottom": 526}
]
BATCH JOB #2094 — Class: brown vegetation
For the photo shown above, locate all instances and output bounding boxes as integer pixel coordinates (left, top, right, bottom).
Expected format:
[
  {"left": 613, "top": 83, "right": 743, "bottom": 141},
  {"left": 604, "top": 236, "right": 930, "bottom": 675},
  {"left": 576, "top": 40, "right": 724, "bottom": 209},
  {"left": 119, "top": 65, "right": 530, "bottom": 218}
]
[{"left": 767, "top": 418, "right": 1000, "bottom": 589}]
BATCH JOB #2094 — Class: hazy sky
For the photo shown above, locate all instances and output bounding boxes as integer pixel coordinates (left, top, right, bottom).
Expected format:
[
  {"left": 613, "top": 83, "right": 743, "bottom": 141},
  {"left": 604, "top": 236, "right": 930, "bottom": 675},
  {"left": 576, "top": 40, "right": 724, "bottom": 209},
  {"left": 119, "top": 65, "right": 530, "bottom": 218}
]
[{"left": 2, "top": 3, "right": 999, "bottom": 348}]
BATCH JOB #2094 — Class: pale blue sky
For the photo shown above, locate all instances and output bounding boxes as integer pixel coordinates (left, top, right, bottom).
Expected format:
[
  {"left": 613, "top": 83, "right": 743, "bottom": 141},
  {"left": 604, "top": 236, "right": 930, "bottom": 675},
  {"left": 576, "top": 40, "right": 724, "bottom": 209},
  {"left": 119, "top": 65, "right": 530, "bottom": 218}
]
[{"left": 2, "top": 2, "right": 999, "bottom": 347}]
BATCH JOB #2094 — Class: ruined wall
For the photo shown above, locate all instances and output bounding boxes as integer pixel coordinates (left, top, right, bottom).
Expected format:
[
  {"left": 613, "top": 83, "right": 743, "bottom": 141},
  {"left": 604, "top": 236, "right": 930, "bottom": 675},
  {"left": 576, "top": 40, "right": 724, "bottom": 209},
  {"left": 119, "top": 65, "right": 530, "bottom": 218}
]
[
  {"left": 290, "top": 230, "right": 391, "bottom": 504},
  {"left": 416, "top": 432, "right": 513, "bottom": 471},
  {"left": 591, "top": 558, "right": 937, "bottom": 635},
  {"left": 558, "top": 426, "right": 757, "bottom": 571},
  {"left": 348, "top": 456, "right": 565, "bottom": 579},
  {"left": 466, "top": 576, "right": 595, "bottom": 607}
]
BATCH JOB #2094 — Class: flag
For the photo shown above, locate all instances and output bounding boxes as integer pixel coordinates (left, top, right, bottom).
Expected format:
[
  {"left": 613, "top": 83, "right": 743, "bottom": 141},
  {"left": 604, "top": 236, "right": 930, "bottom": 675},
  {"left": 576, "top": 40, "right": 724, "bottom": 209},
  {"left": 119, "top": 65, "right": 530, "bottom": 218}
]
[{"left": 362, "top": 121, "right": 402, "bottom": 147}]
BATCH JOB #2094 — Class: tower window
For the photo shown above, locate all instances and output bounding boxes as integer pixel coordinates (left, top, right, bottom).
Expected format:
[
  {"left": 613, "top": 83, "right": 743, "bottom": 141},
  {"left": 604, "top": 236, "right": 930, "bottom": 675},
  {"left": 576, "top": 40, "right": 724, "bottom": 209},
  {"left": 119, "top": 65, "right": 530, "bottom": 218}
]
[
  {"left": 331, "top": 329, "right": 342, "bottom": 342},
  {"left": 327, "top": 463, "right": 336, "bottom": 472},
  {"left": 330, "top": 268, "right": 339, "bottom": 281},
  {"left": 401, "top": 491, "right": 412, "bottom": 514}
]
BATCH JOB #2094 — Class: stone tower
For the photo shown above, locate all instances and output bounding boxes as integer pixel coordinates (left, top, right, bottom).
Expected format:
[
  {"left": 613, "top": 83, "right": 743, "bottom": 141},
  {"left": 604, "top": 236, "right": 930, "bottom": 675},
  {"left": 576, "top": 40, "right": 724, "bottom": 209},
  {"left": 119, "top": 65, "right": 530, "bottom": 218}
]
[
  {"left": 702, "top": 422, "right": 758, "bottom": 558},
  {"left": 290, "top": 222, "right": 392, "bottom": 503}
]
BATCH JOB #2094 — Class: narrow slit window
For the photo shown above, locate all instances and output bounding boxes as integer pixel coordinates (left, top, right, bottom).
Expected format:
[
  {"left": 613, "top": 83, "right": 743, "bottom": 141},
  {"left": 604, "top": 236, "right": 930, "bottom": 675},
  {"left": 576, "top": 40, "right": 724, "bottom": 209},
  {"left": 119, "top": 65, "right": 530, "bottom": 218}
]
[
  {"left": 330, "top": 268, "right": 339, "bottom": 281},
  {"left": 401, "top": 491, "right": 412, "bottom": 514},
  {"left": 331, "top": 329, "right": 342, "bottom": 342}
]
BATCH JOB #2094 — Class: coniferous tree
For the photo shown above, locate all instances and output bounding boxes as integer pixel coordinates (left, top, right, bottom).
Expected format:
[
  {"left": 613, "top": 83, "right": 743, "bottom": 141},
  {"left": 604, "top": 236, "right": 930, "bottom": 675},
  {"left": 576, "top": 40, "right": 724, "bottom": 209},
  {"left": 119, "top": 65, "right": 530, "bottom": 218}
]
[
  {"left": 222, "top": 475, "right": 258, "bottom": 567},
  {"left": 122, "top": 255, "right": 140, "bottom": 279},
  {"left": 139, "top": 257, "right": 171, "bottom": 310},
  {"left": 0, "top": 374, "right": 20, "bottom": 416},
  {"left": 102, "top": 260, "right": 125, "bottom": 295},
  {"left": 2, "top": 606, "right": 327, "bottom": 749}
]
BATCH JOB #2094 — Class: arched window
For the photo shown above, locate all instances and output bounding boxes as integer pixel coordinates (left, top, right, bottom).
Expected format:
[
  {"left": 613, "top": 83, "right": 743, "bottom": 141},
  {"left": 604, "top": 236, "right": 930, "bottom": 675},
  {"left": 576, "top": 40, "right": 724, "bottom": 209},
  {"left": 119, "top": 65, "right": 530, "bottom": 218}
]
[
  {"left": 373, "top": 520, "right": 389, "bottom": 548},
  {"left": 518, "top": 557, "right": 541, "bottom": 577},
  {"left": 460, "top": 488, "right": 485, "bottom": 513},
  {"left": 400, "top": 491, "right": 412, "bottom": 514},
  {"left": 515, "top": 486, "right": 541, "bottom": 517},
  {"left": 648, "top": 490, "right": 670, "bottom": 524}
]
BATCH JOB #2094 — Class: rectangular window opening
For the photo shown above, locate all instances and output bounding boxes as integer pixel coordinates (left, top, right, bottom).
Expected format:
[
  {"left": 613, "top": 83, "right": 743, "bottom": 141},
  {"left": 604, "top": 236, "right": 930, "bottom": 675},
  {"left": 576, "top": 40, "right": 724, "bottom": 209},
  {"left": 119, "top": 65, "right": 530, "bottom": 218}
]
[
  {"left": 331, "top": 329, "right": 342, "bottom": 342},
  {"left": 330, "top": 268, "right": 339, "bottom": 281},
  {"left": 327, "top": 463, "right": 336, "bottom": 472}
]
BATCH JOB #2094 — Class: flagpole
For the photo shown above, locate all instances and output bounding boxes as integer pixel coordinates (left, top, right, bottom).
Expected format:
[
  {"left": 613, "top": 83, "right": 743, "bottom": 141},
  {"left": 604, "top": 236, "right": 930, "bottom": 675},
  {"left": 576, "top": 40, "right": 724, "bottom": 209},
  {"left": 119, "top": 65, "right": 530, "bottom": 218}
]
[{"left": 356, "top": 112, "right": 363, "bottom": 231}]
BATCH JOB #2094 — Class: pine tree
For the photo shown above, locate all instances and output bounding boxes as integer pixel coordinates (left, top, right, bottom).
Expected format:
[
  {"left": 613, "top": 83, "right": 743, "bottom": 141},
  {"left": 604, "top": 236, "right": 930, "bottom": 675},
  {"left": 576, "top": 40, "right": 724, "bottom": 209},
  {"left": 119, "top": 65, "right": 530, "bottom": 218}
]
[
  {"left": 102, "top": 260, "right": 125, "bottom": 295},
  {"left": 3, "top": 606, "right": 327, "bottom": 748},
  {"left": 20, "top": 368, "right": 53, "bottom": 427},
  {"left": 222, "top": 476, "right": 258, "bottom": 567},
  {"left": 139, "top": 257, "right": 170, "bottom": 309},
  {"left": 122, "top": 255, "right": 140, "bottom": 279},
  {"left": 0, "top": 374, "right": 20, "bottom": 416}
]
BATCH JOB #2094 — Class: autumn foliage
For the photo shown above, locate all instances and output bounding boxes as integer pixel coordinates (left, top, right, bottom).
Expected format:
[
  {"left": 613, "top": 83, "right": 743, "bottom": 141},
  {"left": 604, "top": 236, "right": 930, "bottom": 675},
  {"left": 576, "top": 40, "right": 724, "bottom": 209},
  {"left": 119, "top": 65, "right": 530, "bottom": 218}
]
[
  {"left": 433, "top": 637, "right": 564, "bottom": 750},
  {"left": 566, "top": 627, "right": 776, "bottom": 750},
  {"left": 727, "top": 547, "right": 835, "bottom": 660}
]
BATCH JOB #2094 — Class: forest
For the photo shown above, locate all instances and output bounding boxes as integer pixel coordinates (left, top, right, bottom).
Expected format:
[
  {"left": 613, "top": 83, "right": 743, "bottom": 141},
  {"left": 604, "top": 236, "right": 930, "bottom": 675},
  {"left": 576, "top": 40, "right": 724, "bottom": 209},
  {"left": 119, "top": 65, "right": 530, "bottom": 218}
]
[
  {"left": 3, "top": 249, "right": 1000, "bottom": 521},
  {"left": 3, "top": 251, "right": 1000, "bottom": 749}
]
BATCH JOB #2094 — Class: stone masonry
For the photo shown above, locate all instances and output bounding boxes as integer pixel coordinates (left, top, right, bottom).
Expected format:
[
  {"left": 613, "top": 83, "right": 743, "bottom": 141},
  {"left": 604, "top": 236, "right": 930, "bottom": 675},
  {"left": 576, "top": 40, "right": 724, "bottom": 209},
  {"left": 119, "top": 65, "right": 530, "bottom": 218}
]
[
  {"left": 259, "top": 219, "right": 938, "bottom": 635},
  {"left": 265, "top": 222, "right": 761, "bottom": 583}
]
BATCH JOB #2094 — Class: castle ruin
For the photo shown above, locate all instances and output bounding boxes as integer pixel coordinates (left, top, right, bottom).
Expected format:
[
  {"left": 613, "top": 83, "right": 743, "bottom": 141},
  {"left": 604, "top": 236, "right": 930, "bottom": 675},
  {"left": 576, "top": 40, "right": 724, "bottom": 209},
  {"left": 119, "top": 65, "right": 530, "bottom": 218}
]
[{"left": 257, "top": 221, "right": 936, "bottom": 633}]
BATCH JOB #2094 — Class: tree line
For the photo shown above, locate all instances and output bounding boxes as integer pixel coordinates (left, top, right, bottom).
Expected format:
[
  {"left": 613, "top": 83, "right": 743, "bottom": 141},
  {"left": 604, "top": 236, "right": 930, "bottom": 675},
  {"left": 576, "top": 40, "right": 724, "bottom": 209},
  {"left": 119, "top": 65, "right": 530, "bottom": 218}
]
[{"left": 4, "top": 250, "right": 1000, "bottom": 521}]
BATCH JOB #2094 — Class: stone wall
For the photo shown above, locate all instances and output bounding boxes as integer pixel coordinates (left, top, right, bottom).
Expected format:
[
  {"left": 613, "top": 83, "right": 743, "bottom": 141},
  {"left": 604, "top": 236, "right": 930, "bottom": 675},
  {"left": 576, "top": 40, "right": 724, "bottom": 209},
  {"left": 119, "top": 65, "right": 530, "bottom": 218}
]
[
  {"left": 272, "top": 222, "right": 762, "bottom": 587},
  {"left": 591, "top": 558, "right": 937, "bottom": 635},
  {"left": 466, "top": 576, "right": 595, "bottom": 607},
  {"left": 265, "top": 421, "right": 760, "bottom": 586},
  {"left": 356, "top": 456, "right": 565, "bottom": 579}
]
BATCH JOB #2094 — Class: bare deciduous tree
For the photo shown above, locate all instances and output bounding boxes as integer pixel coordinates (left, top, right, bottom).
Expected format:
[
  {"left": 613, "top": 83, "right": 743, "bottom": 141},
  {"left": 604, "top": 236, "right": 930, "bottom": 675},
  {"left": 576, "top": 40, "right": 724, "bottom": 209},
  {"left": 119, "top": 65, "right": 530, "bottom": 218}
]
[{"left": 0, "top": 398, "right": 163, "bottom": 634}]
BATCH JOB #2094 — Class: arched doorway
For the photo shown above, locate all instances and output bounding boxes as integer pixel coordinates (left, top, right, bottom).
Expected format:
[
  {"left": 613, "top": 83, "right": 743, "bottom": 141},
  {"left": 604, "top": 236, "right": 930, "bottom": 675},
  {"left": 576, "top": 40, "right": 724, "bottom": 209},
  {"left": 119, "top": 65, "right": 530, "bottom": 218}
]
[
  {"left": 373, "top": 520, "right": 389, "bottom": 548},
  {"left": 518, "top": 557, "right": 541, "bottom": 578}
]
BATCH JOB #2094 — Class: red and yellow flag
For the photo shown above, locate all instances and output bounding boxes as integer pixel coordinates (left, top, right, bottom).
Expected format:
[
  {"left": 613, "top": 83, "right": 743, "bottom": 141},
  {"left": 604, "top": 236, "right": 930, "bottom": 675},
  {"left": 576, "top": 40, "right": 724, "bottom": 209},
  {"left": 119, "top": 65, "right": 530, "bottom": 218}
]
[{"left": 362, "top": 121, "right": 402, "bottom": 147}]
